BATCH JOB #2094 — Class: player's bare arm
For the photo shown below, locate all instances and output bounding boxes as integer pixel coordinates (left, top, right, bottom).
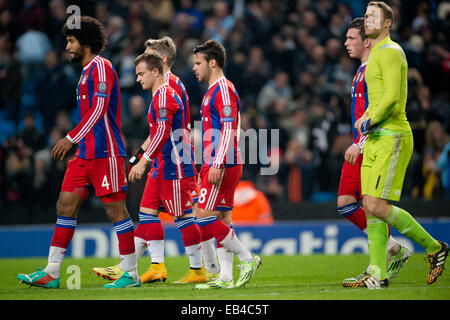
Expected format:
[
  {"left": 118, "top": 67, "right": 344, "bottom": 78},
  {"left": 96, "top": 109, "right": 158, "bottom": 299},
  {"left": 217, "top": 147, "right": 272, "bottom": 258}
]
[{"left": 141, "top": 136, "right": 151, "bottom": 150}]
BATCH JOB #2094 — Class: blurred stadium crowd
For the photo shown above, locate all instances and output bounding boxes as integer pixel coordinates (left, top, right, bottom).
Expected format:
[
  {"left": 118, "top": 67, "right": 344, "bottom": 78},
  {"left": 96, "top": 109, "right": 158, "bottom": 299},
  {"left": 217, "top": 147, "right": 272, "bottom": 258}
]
[{"left": 0, "top": 0, "right": 449, "bottom": 221}]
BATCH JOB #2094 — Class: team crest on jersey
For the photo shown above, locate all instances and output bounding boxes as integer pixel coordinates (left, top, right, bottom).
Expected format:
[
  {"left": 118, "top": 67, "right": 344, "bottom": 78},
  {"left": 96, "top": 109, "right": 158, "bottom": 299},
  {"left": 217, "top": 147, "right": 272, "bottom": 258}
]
[
  {"left": 223, "top": 105, "right": 232, "bottom": 116},
  {"left": 203, "top": 96, "right": 210, "bottom": 106},
  {"left": 81, "top": 75, "right": 87, "bottom": 85},
  {"left": 98, "top": 81, "right": 107, "bottom": 92}
]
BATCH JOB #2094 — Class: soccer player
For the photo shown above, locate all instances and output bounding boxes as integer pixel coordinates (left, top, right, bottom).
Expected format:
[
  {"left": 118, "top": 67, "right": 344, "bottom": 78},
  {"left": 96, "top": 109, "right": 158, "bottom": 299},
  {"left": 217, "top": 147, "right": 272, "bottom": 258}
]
[
  {"left": 351, "top": 2, "right": 448, "bottom": 289},
  {"left": 93, "top": 37, "right": 218, "bottom": 283},
  {"left": 142, "top": 37, "right": 218, "bottom": 283},
  {"left": 16, "top": 16, "right": 140, "bottom": 289},
  {"left": 131, "top": 52, "right": 206, "bottom": 284},
  {"left": 339, "top": 18, "right": 410, "bottom": 286},
  {"left": 192, "top": 40, "right": 262, "bottom": 289}
]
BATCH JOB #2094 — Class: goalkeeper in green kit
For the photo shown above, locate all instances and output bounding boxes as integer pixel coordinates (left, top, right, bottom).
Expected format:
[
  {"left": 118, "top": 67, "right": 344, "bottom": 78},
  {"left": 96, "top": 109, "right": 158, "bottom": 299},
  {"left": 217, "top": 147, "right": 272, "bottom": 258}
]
[{"left": 350, "top": 1, "right": 448, "bottom": 289}]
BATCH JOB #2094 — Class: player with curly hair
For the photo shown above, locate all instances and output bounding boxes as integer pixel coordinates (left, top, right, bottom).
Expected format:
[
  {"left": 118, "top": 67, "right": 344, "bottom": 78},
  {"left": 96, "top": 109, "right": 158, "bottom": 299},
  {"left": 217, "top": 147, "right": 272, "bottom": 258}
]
[{"left": 17, "top": 16, "right": 140, "bottom": 289}]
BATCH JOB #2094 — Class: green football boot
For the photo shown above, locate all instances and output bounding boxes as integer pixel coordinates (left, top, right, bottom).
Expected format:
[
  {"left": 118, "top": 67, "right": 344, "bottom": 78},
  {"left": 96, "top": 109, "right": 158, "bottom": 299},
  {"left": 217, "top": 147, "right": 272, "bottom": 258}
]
[
  {"left": 17, "top": 269, "right": 60, "bottom": 289},
  {"left": 195, "top": 279, "right": 235, "bottom": 289},
  {"left": 235, "top": 255, "right": 262, "bottom": 288},
  {"left": 104, "top": 272, "right": 141, "bottom": 288},
  {"left": 386, "top": 245, "right": 411, "bottom": 280}
]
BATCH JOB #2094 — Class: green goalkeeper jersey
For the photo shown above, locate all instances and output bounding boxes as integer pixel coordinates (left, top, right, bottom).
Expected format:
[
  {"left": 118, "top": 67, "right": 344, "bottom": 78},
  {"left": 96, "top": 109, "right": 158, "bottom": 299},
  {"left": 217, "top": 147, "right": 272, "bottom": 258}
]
[{"left": 365, "top": 36, "right": 412, "bottom": 136}]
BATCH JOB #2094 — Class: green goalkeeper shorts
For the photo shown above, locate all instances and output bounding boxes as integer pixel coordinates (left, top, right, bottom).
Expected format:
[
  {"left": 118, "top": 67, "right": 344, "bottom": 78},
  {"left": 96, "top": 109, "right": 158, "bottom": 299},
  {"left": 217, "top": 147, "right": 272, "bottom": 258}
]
[{"left": 361, "top": 132, "right": 413, "bottom": 201}]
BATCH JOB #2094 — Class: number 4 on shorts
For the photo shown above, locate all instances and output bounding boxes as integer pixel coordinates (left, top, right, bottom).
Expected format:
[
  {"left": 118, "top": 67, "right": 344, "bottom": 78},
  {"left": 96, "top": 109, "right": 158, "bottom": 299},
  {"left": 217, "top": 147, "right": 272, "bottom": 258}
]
[{"left": 102, "top": 175, "right": 110, "bottom": 190}]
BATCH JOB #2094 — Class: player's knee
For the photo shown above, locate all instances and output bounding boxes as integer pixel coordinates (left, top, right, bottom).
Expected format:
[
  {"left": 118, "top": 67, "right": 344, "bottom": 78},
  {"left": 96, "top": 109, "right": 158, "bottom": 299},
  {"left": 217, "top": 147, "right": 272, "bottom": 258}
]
[
  {"left": 56, "top": 198, "right": 78, "bottom": 218},
  {"left": 196, "top": 207, "right": 212, "bottom": 219},
  {"left": 218, "top": 211, "right": 232, "bottom": 224},
  {"left": 362, "top": 197, "right": 374, "bottom": 214},
  {"left": 337, "top": 196, "right": 356, "bottom": 208},
  {"left": 337, "top": 196, "right": 359, "bottom": 217},
  {"left": 363, "top": 196, "right": 389, "bottom": 219},
  {"left": 192, "top": 203, "right": 198, "bottom": 217},
  {"left": 56, "top": 191, "right": 85, "bottom": 218},
  {"left": 104, "top": 202, "right": 129, "bottom": 223}
]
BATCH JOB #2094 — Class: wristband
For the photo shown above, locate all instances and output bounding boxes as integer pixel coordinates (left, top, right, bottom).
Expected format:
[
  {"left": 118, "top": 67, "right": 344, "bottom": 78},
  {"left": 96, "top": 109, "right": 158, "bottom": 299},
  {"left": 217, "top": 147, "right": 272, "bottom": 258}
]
[
  {"left": 127, "top": 147, "right": 145, "bottom": 174},
  {"left": 129, "top": 147, "right": 145, "bottom": 165}
]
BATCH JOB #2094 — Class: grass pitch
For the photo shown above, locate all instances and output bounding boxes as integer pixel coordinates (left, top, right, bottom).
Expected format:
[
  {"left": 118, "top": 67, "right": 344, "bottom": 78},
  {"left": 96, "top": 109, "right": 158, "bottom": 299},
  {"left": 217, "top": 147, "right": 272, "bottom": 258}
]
[{"left": 1, "top": 254, "right": 449, "bottom": 301}]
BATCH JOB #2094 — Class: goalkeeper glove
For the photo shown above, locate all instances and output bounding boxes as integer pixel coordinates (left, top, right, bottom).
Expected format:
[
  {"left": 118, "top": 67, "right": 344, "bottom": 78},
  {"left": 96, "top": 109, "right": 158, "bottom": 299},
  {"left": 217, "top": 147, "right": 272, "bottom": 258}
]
[
  {"left": 127, "top": 147, "right": 145, "bottom": 175},
  {"left": 360, "top": 118, "right": 372, "bottom": 135}
]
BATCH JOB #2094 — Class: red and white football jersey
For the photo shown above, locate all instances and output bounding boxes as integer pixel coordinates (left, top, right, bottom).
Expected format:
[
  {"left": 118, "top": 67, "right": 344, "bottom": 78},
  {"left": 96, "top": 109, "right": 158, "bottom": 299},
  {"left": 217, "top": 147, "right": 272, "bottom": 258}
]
[
  {"left": 144, "top": 83, "right": 195, "bottom": 181},
  {"left": 67, "top": 55, "right": 126, "bottom": 159},
  {"left": 200, "top": 76, "right": 242, "bottom": 169}
]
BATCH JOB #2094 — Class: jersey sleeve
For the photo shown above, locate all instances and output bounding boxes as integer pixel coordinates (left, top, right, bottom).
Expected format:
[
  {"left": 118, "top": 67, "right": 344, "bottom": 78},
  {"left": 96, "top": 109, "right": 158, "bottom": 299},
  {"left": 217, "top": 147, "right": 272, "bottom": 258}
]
[
  {"left": 143, "top": 90, "right": 179, "bottom": 161},
  {"left": 67, "top": 61, "right": 113, "bottom": 144},
  {"left": 368, "top": 47, "right": 405, "bottom": 125},
  {"left": 179, "top": 81, "right": 191, "bottom": 129},
  {"left": 212, "top": 85, "right": 238, "bottom": 169},
  {"left": 177, "top": 79, "right": 190, "bottom": 103}
]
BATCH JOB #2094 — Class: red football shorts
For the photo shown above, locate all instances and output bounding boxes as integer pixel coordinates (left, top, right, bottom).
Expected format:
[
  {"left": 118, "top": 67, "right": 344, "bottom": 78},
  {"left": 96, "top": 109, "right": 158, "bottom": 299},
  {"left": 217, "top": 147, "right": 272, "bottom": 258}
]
[
  {"left": 187, "top": 175, "right": 200, "bottom": 204},
  {"left": 338, "top": 153, "right": 363, "bottom": 201},
  {"left": 140, "top": 175, "right": 193, "bottom": 217},
  {"left": 61, "top": 156, "right": 127, "bottom": 203},
  {"left": 197, "top": 164, "right": 242, "bottom": 212}
]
